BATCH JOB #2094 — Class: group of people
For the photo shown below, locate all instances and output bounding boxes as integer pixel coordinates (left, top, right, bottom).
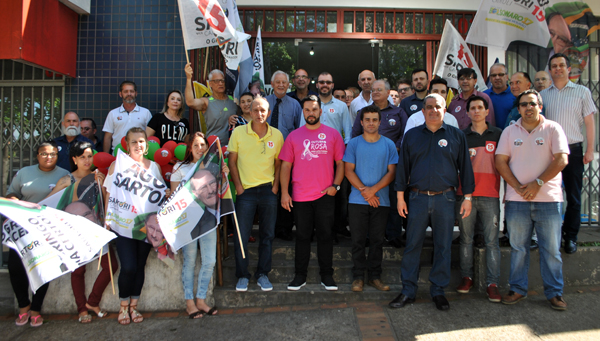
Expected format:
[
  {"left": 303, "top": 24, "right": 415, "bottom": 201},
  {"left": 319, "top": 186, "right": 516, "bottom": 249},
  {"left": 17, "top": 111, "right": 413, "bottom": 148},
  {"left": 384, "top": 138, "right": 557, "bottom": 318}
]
[{"left": 4, "top": 52, "right": 596, "bottom": 326}]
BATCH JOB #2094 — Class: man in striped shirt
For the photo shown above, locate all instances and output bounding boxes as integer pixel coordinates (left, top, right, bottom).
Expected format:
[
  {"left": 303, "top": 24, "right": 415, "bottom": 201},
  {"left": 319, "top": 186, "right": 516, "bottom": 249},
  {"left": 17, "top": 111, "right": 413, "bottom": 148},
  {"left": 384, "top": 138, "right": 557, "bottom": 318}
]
[{"left": 540, "top": 53, "right": 597, "bottom": 254}]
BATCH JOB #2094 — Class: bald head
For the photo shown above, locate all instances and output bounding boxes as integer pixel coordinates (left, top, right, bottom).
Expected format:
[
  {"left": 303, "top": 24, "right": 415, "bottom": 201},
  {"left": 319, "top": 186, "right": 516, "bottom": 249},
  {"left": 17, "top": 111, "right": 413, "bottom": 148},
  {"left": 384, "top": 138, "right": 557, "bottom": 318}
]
[
  {"left": 62, "top": 112, "right": 81, "bottom": 137},
  {"left": 358, "top": 70, "right": 375, "bottom": 92}
]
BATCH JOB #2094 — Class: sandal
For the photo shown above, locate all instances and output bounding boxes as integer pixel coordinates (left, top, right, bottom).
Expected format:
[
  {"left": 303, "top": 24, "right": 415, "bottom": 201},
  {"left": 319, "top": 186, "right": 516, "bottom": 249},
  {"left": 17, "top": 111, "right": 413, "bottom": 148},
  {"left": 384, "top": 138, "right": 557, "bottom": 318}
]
[
  {"left": 118, "top": 305, "right": 130, "bottom": 325},
  {"left": 15, "top": 311, "right": 30, "bottom": 326},
  {"left": 188, "top": 310, "right": 204, "bottom": 319},
  {"left": 86, "top": 303, "right": 109, "bottom": 318},
  {"left": 202, "top": 307, "right": 218, "bottom": 316},
  {"left": 30, "top": 314, "right": 43, "bottom": 327},
  {"left": 78, "top": 314, "right": 92, "bottom": 324},
  {"left": 129, "top": 305, "right": 143, "bottom": 323}
]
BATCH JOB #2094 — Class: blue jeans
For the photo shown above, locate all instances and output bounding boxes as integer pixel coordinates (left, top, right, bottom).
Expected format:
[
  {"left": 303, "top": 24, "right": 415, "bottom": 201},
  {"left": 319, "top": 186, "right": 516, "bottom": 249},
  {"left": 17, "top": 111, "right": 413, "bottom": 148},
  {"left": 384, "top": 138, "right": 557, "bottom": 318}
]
[
  {"left": 456, "top": 196, "right": 500, "bottom": 285},
  {"left": 401, "top": 190, "right": 456, "bottom": 298},
  {"left": 385, "top": 182, "right": 402, "bottom": 240},
  {"left": 562, "top": 143, "right": 583, "bottom": 242},
  {"left": 181, "top": 228, "right": 217, "bottom": 300},
  {"left": 506, "top": 201, "right": 563, "bottom": 299},
  {"left": 234, "top": 184, "right": 277, "bottom": 279}
]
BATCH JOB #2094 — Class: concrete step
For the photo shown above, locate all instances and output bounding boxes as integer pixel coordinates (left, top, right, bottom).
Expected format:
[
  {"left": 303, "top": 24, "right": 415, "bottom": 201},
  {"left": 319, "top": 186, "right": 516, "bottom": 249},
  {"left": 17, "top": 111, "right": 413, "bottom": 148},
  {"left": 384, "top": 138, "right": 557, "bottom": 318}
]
[{"left": 213, "top": 283, "right": 404, "bottom": 308}]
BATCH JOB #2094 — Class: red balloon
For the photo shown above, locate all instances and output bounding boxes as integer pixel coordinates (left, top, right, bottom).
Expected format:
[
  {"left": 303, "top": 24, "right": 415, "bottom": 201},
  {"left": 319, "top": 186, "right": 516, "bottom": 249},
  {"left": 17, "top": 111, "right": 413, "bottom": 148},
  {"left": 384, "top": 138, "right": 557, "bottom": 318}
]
[
  {"left": 163, "top": 140, "right": 178, "bottom": 153},
  {"left": 120, "top": 136, "right": 128, "bottom": 151},
  {"left": 93, "top": 152, "right": 116, "bottom": 169},
  {"left": 161, "top": 163, "right": 174, "bottom": 182},
  {"left": 97, "top": 167, "right": 109, "bottom": 176},
  {"left": 148, "top": 136, "right": 160, "bottom": 144},
  {"left": 207, "top": 135, "right": 219, "bottom": 147},
  {"left": 154, "top": 148, "right": 172, "bottom": 166}
]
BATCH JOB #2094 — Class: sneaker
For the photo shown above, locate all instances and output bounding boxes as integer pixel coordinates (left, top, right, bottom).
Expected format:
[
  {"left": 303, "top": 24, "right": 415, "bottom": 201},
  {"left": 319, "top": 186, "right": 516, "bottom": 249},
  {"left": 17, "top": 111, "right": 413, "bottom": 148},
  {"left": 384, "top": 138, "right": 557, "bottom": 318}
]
[
  {"left": 257, "top": 275, "right": 273, "bottom": 291},
  {"left": 456, "top": 277, "right": 473, "bottom": 293},
  {"left": 236, "top": 277, "right": 249, "bottom": 292},
  {"left": 487, "top": 284, "right": 501, "bottom": 303},
  {"left": 321, "top": 276, "right": 338, "bottom": 291},
  {"left": 287, "top": 275, "right": 306, "bottom": 291}
]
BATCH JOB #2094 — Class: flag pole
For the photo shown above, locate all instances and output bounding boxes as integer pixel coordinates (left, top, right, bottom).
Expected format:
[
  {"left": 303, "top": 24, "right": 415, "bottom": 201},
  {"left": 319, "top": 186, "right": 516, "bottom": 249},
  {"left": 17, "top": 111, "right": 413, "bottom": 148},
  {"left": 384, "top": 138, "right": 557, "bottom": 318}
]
[
  {"left": 107, "top": 246, "right": 115, "bottom": 294},
  {"left": 215, "top": 138, "right": 245, "bottom": 259}
]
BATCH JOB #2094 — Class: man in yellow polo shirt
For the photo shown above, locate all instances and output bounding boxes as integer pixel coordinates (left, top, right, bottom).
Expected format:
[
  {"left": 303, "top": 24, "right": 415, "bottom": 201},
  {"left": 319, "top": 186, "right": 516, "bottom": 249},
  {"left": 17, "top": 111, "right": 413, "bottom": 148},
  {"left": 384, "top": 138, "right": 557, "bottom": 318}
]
[{"left": 229, "top": 96, "right": 284, "bottom": 292}]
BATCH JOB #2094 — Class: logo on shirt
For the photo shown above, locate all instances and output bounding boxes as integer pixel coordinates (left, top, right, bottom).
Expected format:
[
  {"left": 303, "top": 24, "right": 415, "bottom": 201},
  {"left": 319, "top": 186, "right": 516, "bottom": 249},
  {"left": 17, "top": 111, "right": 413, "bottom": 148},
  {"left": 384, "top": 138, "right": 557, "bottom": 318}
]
[
  {"left": 455, "top": 106, "right": 462, "bottom": 113},
  {"left": 514, "top": 138, "right": 523, "bottom": 147},
  {"left": 509, "top": 120, "right": 516, "bottom": 126},
  {"left": 267, "top": 141, "right": 275, "bottom": 149},
  {"left": 179, "top": 122, "right": 186, "bottom": 127},
  {"left": 469, "top": 148, "right": 477, "bottom": 157},
  {"left": 329, "top": 108, "right": 335, "bottom": 113},
  {"left": 410, "top": 104, "right": 417, "bottom": 111},
  {"left": 486, "top": 142, "right": 496, "bottom": 153},
  {"left": 389, "top": 118, "right": 396, "bottom": 126},
  {"left": 318, "top": 133, "right": 326, "bottom": 140},
  {"left": 302, "top": 139, "right": 326, "bottom": 161},
  {"left": 57, "top": 146, "right": 62, "bottom": 152},
  {"left": 535, "top": 137, "right": 544, "bottom": 146},
  {"left": 117, "top": 116, "right": 123, "bottom": 121},
  {"left": 438, "top": 139, "right": 448, "bottom": 147}
]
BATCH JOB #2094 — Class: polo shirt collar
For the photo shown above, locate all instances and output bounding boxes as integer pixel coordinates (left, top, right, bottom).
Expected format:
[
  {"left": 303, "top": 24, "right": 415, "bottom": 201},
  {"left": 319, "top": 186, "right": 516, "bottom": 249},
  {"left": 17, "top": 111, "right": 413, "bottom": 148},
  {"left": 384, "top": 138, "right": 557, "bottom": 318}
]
[
  {"left": 246, "top": 121, "right": 273, "bottom": 138},
  {"left": 465, "top": 122, "right": 491, "bottom": 135},
  {"left": 458, "top": 90, "right": 479, "bottom": 100},
  {"left": 421, "top": 121, "right": 448, "bottom": 133},
  {"left": 492, "top": 86, "right": 511, "bottom": 95},
  {"left": 119, "top": 104, "right": 140, "bottom": 113},
  {"left": 515, "top": 115, "right": 546, "bottom": 132},
  {"left": 408, "top": 93, "right": 424, "bottom": 102}
]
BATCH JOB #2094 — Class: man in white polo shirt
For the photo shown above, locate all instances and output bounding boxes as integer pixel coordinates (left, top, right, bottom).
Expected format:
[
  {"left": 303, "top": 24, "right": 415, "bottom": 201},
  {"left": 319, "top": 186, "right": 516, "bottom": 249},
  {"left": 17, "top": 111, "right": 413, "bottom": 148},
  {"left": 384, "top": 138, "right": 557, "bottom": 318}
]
[
  {"left": 495, "top": 89, "right": 569, "bottom": 311},
  {"left": 540, "top": 53, "right": 597, "bottom": 254},
  {"left": 103, "top": 80, "right": 152, "bottom": 153}
]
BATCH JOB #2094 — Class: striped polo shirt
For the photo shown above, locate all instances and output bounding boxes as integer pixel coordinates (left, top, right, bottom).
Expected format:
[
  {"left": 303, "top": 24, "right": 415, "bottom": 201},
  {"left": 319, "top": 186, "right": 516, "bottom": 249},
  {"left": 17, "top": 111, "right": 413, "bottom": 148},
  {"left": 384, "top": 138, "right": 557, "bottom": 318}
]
[
  {"left": 540, "top": 82, "right": 596, "bottom": 145},
  {"left": 462, "top": 124, "right": 502, "bottom": 198}
]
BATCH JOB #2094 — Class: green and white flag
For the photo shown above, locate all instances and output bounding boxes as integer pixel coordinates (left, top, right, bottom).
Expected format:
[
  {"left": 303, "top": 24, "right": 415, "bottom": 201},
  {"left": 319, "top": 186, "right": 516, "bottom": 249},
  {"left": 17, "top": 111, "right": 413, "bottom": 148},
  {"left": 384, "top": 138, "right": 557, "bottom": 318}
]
[{"left": 251, "top": 26, "right": 265, "bottom": 92}]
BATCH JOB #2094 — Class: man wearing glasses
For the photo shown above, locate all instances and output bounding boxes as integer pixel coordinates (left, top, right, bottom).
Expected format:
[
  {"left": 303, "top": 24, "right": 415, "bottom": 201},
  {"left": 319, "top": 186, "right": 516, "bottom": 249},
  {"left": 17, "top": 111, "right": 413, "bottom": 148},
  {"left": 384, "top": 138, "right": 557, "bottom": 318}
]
[
  {"left": 496, "top": 89, "right": 569, "bottom": 310},
  {"left": 53, "top": 112, "right": 92, "bottom": 171},
  {"left": 287, "top": 69, "right": 317, "bottom": 103},
  {"left": 396, "top": 80, "right": 414, "bottom": 102},
  {"left": 484, "top": 64, "right": 515, "bottom": 129},
  {"left": 448, "top": 68, "right": 496, "bottom": 130},
  {"left": 80, "top": 118, "right": 103, "bottom": 152},
  {"left": 185, "top": 64, "right": 237, "bottom": 145}
]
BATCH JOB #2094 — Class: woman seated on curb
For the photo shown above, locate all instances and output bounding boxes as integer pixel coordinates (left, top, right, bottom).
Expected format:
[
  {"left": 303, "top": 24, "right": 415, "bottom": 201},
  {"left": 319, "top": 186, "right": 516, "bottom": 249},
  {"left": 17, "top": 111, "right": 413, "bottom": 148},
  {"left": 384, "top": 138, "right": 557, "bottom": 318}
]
[{"left": 46, "top": 141, "right": 118, "bottom": 324}]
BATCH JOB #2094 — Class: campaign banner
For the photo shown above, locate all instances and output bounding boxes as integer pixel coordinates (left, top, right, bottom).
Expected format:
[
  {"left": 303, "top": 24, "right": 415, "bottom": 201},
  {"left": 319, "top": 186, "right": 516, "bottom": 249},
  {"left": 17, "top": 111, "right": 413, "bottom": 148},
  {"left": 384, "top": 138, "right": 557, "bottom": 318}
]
[
  {"left": 158, "top": 140, "right": 235, "bottom": 251},
  {"left": 105, "top": 150, "right": 168, "bottom": 240},
  {"left": 251, "top": 26, "right": 266, "bottom": 93},
  {"left": 434, "top": 20, "right": 488, "bottom": 92},
  {"left": 0, "top": 198, "right": 116, "bottom": 293}
]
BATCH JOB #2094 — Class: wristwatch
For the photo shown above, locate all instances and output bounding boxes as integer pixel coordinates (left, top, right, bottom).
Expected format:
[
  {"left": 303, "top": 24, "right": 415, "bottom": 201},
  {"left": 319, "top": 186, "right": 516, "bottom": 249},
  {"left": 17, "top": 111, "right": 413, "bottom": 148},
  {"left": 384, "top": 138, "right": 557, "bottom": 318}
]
[
  {"left": 464, "top": 196, "right": 472, "bottom": 201},
  {"left": 536, "top": 178, "right": 544, "bottom": 187},
  {"left": 333, "top": 184, "right": 341, "bottom": 191}
]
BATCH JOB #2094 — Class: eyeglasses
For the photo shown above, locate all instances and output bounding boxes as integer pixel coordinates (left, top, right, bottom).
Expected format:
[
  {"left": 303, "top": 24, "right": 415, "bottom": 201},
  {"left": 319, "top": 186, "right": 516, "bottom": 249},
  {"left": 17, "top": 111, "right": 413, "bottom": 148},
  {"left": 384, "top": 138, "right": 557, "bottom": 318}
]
[
  {"left": 490, "top": 73, "right": 506, "bottom": 78},
  {"left": 294, "top": 75, "right": 309, "bottom": 80},
  {"left": 210, "top": 79, "right": 225, "bottom": 84},
  {"left": 317, "top": 80, "right": 333, "bottom": 85},
  {"left": 459, "top": 76, "right": 474, "bottom": 81},
  {"left": 39, "top": 153, "right": 58, "bottom": 158},
  {"left": 518, "top": 102, "right": 538, "bottom": 108},
  {"left": 398, "top": 87, "right": 411, "bottom": 92}
]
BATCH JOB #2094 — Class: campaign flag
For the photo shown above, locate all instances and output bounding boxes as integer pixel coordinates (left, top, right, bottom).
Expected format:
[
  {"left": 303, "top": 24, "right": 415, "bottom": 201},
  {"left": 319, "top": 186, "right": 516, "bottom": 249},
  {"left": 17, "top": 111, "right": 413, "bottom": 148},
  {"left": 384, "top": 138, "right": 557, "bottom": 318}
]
[
  {"left": 222, "top": 0, "right": 253, "bottom": 100},
  {"left": 433, "top": 20, "right": 488, "bottom": 92},
  {"left": 0, "top": 198, "right": 116, "bottom": 292},
  {"left": 251, "top": 26, "right": 266, "bottom": 93},
  {"left": 158, "top": 139, "right": 235, "bottom": 251}
]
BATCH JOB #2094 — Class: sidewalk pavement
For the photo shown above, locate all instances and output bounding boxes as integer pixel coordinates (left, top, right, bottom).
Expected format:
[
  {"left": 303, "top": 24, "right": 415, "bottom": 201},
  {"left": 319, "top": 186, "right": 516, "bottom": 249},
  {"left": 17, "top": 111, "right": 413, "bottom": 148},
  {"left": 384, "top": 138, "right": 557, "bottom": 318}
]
[{"left": 1, "top": 285, "right": 599, "bottom": 341}]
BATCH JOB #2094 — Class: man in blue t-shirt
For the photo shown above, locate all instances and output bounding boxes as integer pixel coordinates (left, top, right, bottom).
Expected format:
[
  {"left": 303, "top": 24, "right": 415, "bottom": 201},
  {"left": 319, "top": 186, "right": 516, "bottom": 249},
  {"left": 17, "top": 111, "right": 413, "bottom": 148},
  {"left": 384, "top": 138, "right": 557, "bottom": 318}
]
[{"left": 343, "top": 105, "right": 398, "bottom": 293}]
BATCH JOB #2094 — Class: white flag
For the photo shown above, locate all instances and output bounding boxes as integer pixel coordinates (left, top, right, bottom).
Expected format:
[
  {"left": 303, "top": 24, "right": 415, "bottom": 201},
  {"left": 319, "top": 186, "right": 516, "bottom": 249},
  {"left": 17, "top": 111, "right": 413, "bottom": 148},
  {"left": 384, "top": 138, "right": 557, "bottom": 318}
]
[
  {"left": 466, "top": 0, "right": 551, "bottom": 50},
  {"left": 251, "top": 26, "right": 266, "bottom": 92},
  {"left": 1, "top": 198, "right": 116, "bottom": 292},
  {"left": 433, "top": 20, "right": 488, "bottom": 92}
]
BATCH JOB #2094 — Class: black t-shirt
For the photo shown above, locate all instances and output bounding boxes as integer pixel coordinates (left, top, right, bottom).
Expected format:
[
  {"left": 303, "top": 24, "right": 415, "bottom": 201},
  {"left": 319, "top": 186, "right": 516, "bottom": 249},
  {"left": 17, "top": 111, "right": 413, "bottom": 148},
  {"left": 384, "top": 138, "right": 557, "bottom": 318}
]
[{"left": 147, "top": 113, "right": 190, "bottom": 146}]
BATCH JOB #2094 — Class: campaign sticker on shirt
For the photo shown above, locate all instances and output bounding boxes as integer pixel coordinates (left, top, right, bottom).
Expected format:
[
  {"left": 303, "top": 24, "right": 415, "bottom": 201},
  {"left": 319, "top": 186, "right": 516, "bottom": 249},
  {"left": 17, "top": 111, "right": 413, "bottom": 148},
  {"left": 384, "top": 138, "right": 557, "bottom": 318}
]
[
  {"left": 49, "top": 184, "right": 56, "bottom": 190},
  {"left": 329, "top": 108, "right": 335, "bottom": 113},
  {"left": 535, "top": 137, "right": 544, "bottom": 146},
  {"left": 469, "top": 148, "right": 477, "bottom": 157},
  {"left": 318, "top": 133, "right": 326, "bottom": 140},
  {"left": 267, "top": 141, "right": 275, "bottom": 149},
  {"left": 117, "top": 116, "right": 123, "bottom": 121},
  {"left": 410, "top": 104, "right": 417, "bottom": 111},
  {"left": 57, "top": 146, "right": 62, "bottom": 151},
  {"left": 514, "top": 138, "right": 523, "bottom": 147},
  {"left": 509, "top": 120, "right": 516, "bottom": 126},
  {"left": 389, "top": 118, "right": 396, "bottom": 126},
  {"left": 438, "top": 139, "right": 448, "bottom": 147},
  {"left": 455, "top": 106, "right": 462, "bottom": 113},
  {"left": 485, "top": 142, "right": 496, "bottom": 153}
]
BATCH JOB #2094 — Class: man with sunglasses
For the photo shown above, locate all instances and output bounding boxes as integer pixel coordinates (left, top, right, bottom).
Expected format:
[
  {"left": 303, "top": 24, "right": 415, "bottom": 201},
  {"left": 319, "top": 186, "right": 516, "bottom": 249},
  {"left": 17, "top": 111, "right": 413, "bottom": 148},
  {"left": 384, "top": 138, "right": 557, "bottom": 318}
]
[
  {"left": 185, "top": 64, "right": 237, "bottom": 145},
  {"left": 484, "top": 63, "right": 515, "bottom": 129},
  {"left": 448, "top": 68, "right": 496, "bottom": 130},
  {"left": 396, "top": 80, "right": 414, "bottom": 102},
  {"left": 287, "top": 69, "right": 317, "bottom": 103},
  {"left": 540, "top": 53, "right": 597, "bottom": 254},
  {"left": 80, "top": 118, "right": 103, "bottom": 152},
  {"left": 496, "top": 89, "right": 569, "bottom": 310}
]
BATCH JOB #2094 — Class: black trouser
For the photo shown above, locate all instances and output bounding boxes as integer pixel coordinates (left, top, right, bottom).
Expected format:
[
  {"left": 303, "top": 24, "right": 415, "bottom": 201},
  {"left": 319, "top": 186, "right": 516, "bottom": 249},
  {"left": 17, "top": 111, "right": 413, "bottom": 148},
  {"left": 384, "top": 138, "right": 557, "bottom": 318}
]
[
  {"left": 562, "top": 143, "right": 584, "bottom": 242},
  {"left": 115, "top": 236, "right": 152, "bottom": 300},
  {"left": 333, "top": 176, "right": 351, "bottom": 234},
  {"left": 276, "top": 184, "right": 294, "bottom": 236},
  {"left": 349, "top": 204, "right": 389, "bottom": 280},
  {"left": 293, "top": 195, "right": 335, "bottom": 278},
  {"left": 8, "top": 249, "right": 49, "bottom": 312}
]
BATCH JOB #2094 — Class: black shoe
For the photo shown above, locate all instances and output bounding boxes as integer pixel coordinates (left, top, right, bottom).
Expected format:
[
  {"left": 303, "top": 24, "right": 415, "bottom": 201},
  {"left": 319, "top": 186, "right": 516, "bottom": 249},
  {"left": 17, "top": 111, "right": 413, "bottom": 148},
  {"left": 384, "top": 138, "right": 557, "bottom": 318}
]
[
  {"left": 388, "top": 238, "right": 404, "bottom": 249},
  {"left": 432, "top": 295, "right": 450, "bottom": 311},
  {"left": 336, "top": 228, "right": 351, "bottom": 238},
  {"left": 276, "top": 232, "right": 293, "bottom": 241},
  {"left": 287, "top": 275, "right": 306, "bottom": 291},
  {"left": 564, "top": 240, "right": 577, "bottom": 254},
  {"left": 530, "top": 240, "right": 539, "bottom": 250},
  {"left": 321, "top": 276, "right": 338, "bottom": 291},
  {"left": 389, "top": 294, "right": 415, "bottom": 308}
]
